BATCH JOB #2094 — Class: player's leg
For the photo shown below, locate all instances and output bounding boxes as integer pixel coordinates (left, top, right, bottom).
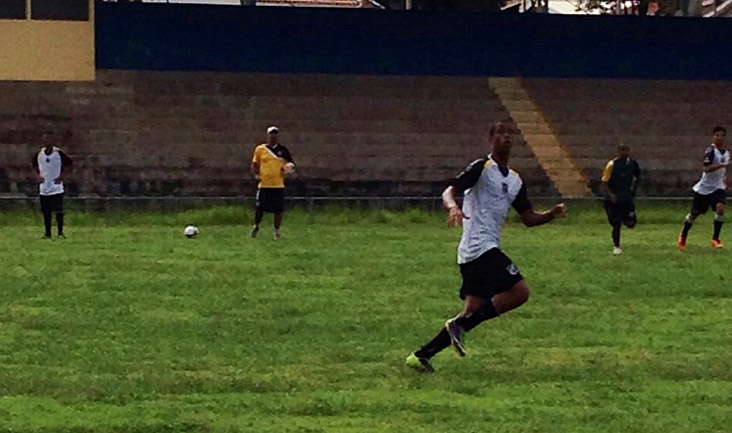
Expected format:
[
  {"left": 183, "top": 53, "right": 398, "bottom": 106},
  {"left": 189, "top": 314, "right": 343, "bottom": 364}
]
[
  {"left": 444, "top": 294, "right": 485, "bottom": 356},
  {"left": 409, "top": 261, "right": 485, "bottom": 369},
  {"left": 617, "top": 202, "right": 637, "bottom": 253},
  {"left": 272, "top": 189, "right": 285, "bottom": 240},
  {"left": 623, "top": 201, "right": 637, "bottom": 229},
  {"left": 679, "top": 194, "right": 705, "bottom": 250},
  {"left": 712, "top": 198, "right": 725, "bottom": 248},
  {"left": 273, "top": 212, "right": 283, "bottom": 240},
  {"left": 605, "top": 201, "right": 622, "bottom": 253},
  {"left": 445, "top": 280, "right": 529, "bottom": 356},
  {"left": 40, "top": 196, "right": 52, "bottom": 238},
  {"left": 251, "top": 189, "right": 264, "bottom": 238},
  {"left": 447, "top": 249, "right": 523, "bottom": 354},
  {"left": 454, "top": 281, "right": 528, "bottom": 332},
  {"left": 54, "top": 194, "right": 65, "bottom": 238},
  {"left": 409, "top": 294, "right": 487, "bottom": 368},
  {"left": 612, "top": 223, "right": 622, "bottom": 252}
]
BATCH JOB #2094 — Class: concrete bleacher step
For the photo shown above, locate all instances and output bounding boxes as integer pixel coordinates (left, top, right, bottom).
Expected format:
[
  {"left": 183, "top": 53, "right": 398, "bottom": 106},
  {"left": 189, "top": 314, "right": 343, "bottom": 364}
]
[
  {"left": 523, "top": 76, "right": 732, "bottom": 195},
  {"left": 1, "top": 71, "right": 557, "bottom": 197},
  {"left": 490, "top": 77, "right": 590, "bottom": 197}
]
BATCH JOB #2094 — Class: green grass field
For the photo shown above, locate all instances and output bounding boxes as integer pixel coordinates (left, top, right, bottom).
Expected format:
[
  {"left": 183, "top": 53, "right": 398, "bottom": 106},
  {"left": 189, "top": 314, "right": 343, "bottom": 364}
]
[{"left": 1, "top": 203, "right": 730, "bottom": 433}]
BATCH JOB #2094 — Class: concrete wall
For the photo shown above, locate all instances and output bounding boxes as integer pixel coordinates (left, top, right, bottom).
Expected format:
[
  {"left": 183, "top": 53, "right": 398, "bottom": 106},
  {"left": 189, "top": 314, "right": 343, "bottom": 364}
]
[{"left": 1, "top": 71, "right": 556, "bottom": 197}]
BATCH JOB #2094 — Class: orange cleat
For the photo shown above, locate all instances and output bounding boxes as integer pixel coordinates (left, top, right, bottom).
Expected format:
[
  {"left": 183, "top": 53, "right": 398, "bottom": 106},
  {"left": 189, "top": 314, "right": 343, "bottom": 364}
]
[
  {"left": 677, "top": 235, "right": 687, "bottom": 252},
  {"left": 712, "top": 239, "right": 724, "bottom": 249}
]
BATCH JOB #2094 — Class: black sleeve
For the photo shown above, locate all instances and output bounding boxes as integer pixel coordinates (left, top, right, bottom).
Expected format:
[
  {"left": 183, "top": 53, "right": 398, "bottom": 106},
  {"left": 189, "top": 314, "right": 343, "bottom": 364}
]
[
  {"left": 280, "top": 146, "right": 294, "bottom": 163},
  {"left": 633, "top": 160, "right": 641, "bottom": 177},
  {"left": 449, "top": 158, "right": 486, "bottom": 193},
  {"left": 511, "top": 183, "right": 533, "bottom": 214},
  {"left": 59, "top": 150, "right": 73, "bottom": 167},
  {"left": 703, "top": 147, "right": 715, "bottom": 166},
  {"left": 32, "top": 153, "right": 39, "bottom": 169}
]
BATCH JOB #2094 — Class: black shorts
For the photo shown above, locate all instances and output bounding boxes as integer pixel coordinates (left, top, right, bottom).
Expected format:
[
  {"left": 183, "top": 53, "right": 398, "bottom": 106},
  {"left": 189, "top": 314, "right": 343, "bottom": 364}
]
[
  {"left": 459, "top": 248, "right": 523, "bottom": 300},
  {"left": 256, "top": 188, "right": 285, "bottom": 213},
  {"left": 40, "top": 193, "right": 64, "bottom": 213},
  {"left": 691, "top": 189, "right": 727, "bottom": 215},
  {"left": 604, "top": 200, "right": 637, "bottom": 227}
]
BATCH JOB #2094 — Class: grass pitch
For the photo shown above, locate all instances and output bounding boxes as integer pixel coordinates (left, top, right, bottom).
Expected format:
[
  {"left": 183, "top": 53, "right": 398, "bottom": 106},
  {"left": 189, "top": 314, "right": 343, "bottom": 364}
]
[{"left": 0, "top": 203, "right": 730, "bottom": 432}]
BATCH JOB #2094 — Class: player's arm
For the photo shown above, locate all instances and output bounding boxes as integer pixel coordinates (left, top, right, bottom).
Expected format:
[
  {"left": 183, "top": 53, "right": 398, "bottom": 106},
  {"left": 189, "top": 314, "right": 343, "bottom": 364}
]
[
  {"left": 512, "top": 183, "right": 566, "bottom": 227},
  {"left": 702, "top": 148, "right": 727, "bottom": 172},
  {"left": 520, "top": 205, "right": 567, "bottom": 227},
  {"left": 281, "top": 147, "right": 295, "bottom": 173},
  {"left": 442, "top": 186, "right": 465, "bottom": 227},
  {"left": 702, "top": 163, "right": 726, "bottom": 172},
  {"left": 631, "top": 161, "right": 640, "bottom": 197},
  {"left": 250, "top": 147, "right": 261, "bottom": 180},
  {"left": 56, "top": 151, "right": 73, "bottom": 184},
  {"left": 31, "top": 153, "right": 43, "bottom": 183},
  {"left": 600, "top": 160, "right": 616, "bottom": 202},
  {"left": 443, "top": 158, "right": 486, "bottom": 227}
]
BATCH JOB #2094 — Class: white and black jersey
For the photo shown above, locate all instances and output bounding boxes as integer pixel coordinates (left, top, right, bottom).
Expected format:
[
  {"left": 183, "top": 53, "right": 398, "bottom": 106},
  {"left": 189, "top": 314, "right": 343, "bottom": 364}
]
[
  {"left": 693, "top": 144, "right": 729, "bottom": 195},
  {"left": 450, "top": 155, "right": 532, "bottom": 264},
  {"left": 32, "top": 147, "right": 73, "bottom": 196}
]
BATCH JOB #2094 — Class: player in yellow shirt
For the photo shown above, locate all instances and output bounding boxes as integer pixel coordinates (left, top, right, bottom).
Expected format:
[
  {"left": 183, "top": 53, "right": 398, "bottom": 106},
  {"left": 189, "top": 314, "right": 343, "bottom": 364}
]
[{"left": 250, "top": 126, "right": 295, "bottom": 240}]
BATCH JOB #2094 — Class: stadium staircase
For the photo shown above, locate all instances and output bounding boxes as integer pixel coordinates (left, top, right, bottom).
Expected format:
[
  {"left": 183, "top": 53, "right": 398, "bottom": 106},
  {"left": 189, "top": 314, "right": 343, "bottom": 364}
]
[
  {"left": 489, "top": 77, "right": 592, "bottom": 197},
  {"left": 522, "top": 78, "right": 732, "bottom": 196}
]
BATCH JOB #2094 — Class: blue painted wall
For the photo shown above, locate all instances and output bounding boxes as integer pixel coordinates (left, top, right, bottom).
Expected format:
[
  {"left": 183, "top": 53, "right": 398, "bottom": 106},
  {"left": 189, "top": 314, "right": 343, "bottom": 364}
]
[{"left": 96, "top": 1, "right": 732, "bottom": 80}]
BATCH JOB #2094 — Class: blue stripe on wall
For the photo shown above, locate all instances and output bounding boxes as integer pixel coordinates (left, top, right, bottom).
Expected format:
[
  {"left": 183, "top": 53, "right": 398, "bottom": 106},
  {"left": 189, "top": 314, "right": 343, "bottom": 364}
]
[{"left": 95, "top": 1, "right": 732, "bottom": 80}]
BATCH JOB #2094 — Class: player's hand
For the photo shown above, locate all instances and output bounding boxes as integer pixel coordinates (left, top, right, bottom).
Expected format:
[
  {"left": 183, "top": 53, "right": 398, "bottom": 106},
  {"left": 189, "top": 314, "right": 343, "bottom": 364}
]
[
  {"left": 36, "top": 175, "right": 44, "bottom": 183},
  {"left": 609, "top": 193, "right": 618, "bottom": 203},
  {"left": 551, "top": 203, "right": 567, "bottom": 218},
  {"left": 282, "top": 162, "right": 295, "bottom": 174},
  {"left": 54, "top": 176, "right": 63, "bottom": 184},
  {"left": 447, "top": 206, "right": 467, "bottom": 227}
]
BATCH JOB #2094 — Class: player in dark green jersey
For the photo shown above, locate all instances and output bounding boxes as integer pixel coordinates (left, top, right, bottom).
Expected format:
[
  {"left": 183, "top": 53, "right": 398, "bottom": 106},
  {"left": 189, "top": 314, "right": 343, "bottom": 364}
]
[{"left": 600, "top": 144, "right": 640, "bottom": 255}]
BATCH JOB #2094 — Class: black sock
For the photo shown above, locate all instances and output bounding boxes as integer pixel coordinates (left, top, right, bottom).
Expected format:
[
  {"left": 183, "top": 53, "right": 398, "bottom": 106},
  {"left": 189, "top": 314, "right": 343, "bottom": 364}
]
[
  {"left": 56, "top": 213, "right": 64, "bottom": 236},
  {"left": 612, "top": 224, "right": 621, "bottom": 247},
  {"left": 713, "top": 220, "right": 723, "bottom": 240},
  {"left": 681, "top": 221, "right": 693, "bottom": 238},
  {"left": 414, "top": 328, "right": 451, "bottom": 359},
  {"left": 454, "top": 302, "right": 499, "bottom": 332},
  {"left": 43, "top": 211, "right": 52, "bottom": 237}
]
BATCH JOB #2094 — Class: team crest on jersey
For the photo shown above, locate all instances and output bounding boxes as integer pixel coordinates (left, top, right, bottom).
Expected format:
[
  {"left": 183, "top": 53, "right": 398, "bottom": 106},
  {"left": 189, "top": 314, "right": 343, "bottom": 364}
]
[
  {"left": 506, "top": 263, "right": 519, "bottom": 275},
  {"left": 502, "top": 183, "right": 508, "bottom": 193}
]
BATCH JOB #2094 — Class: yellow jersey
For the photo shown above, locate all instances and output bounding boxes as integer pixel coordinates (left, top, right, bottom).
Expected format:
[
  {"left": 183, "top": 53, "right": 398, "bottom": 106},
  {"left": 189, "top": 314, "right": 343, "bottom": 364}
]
[{"left": 251, "top": 143, "right": 294, "bottom": 188}]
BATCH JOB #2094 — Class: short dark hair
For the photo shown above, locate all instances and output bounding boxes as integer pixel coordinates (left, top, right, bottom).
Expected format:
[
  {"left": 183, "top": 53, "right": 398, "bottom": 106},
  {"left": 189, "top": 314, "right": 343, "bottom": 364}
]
[
  {"left": 488, "top": 120, "right": 515, "bottom": 138},
  {"left": 713, "top": 126, "right": 726, "bottom": 134},
  {"left": 618, "top": 143, "right": 630, "bottom": 151}
]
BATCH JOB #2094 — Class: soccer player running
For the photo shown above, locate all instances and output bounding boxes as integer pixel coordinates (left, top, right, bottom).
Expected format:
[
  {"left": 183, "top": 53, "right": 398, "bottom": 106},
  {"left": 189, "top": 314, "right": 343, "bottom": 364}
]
[
  {"left": 406, "top": 120, "right": 567, "bottom": 373},
  {"left": 250, "top": 126, "right": 295, "bottom": 240},
  {"left": 600, "top": 143, "right": 640, "bottom": 255},
  {"left": 32, "top": 130, "right": 73, "bottom": 239},
  {"left": 678, "top": 126, "right": 729, "bottom": 251}
]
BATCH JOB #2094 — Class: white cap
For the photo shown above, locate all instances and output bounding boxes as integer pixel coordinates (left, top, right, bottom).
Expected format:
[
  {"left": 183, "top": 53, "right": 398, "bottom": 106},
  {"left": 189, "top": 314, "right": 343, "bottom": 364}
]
[{"left": 267, "top": 126, "right": 279, "bottom": 134}]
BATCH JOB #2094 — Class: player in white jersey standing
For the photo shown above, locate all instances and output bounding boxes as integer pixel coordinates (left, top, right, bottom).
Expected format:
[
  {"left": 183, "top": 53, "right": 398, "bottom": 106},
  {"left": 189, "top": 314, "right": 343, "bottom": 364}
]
[
  {"left": 406, "top": 120, "right": 567, "bottom": 373},
  {"left": 32, "top": 131, "right": 73, "bottom": 239},
  {"left": 678, "top": 126, "right": 729, "bottom": 251}
]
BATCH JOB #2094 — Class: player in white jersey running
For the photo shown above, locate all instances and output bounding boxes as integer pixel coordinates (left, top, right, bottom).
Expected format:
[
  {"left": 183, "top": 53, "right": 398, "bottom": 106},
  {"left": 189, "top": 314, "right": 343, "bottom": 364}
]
[
  {"left": 678, "top": 126, "right": 729, "bottom": 251},
  {"left": 32, "top": 131, "right": 73, "bottom": 239},
  {"left": 406, "top": 120, "right": 567, "bottom": 373}
]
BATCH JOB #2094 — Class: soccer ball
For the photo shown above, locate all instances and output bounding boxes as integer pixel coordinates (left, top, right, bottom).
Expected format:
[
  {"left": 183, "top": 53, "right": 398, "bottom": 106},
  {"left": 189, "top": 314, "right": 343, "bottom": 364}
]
[{"left": 184, "top": 225, "right": 199, "bottom": 238}]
